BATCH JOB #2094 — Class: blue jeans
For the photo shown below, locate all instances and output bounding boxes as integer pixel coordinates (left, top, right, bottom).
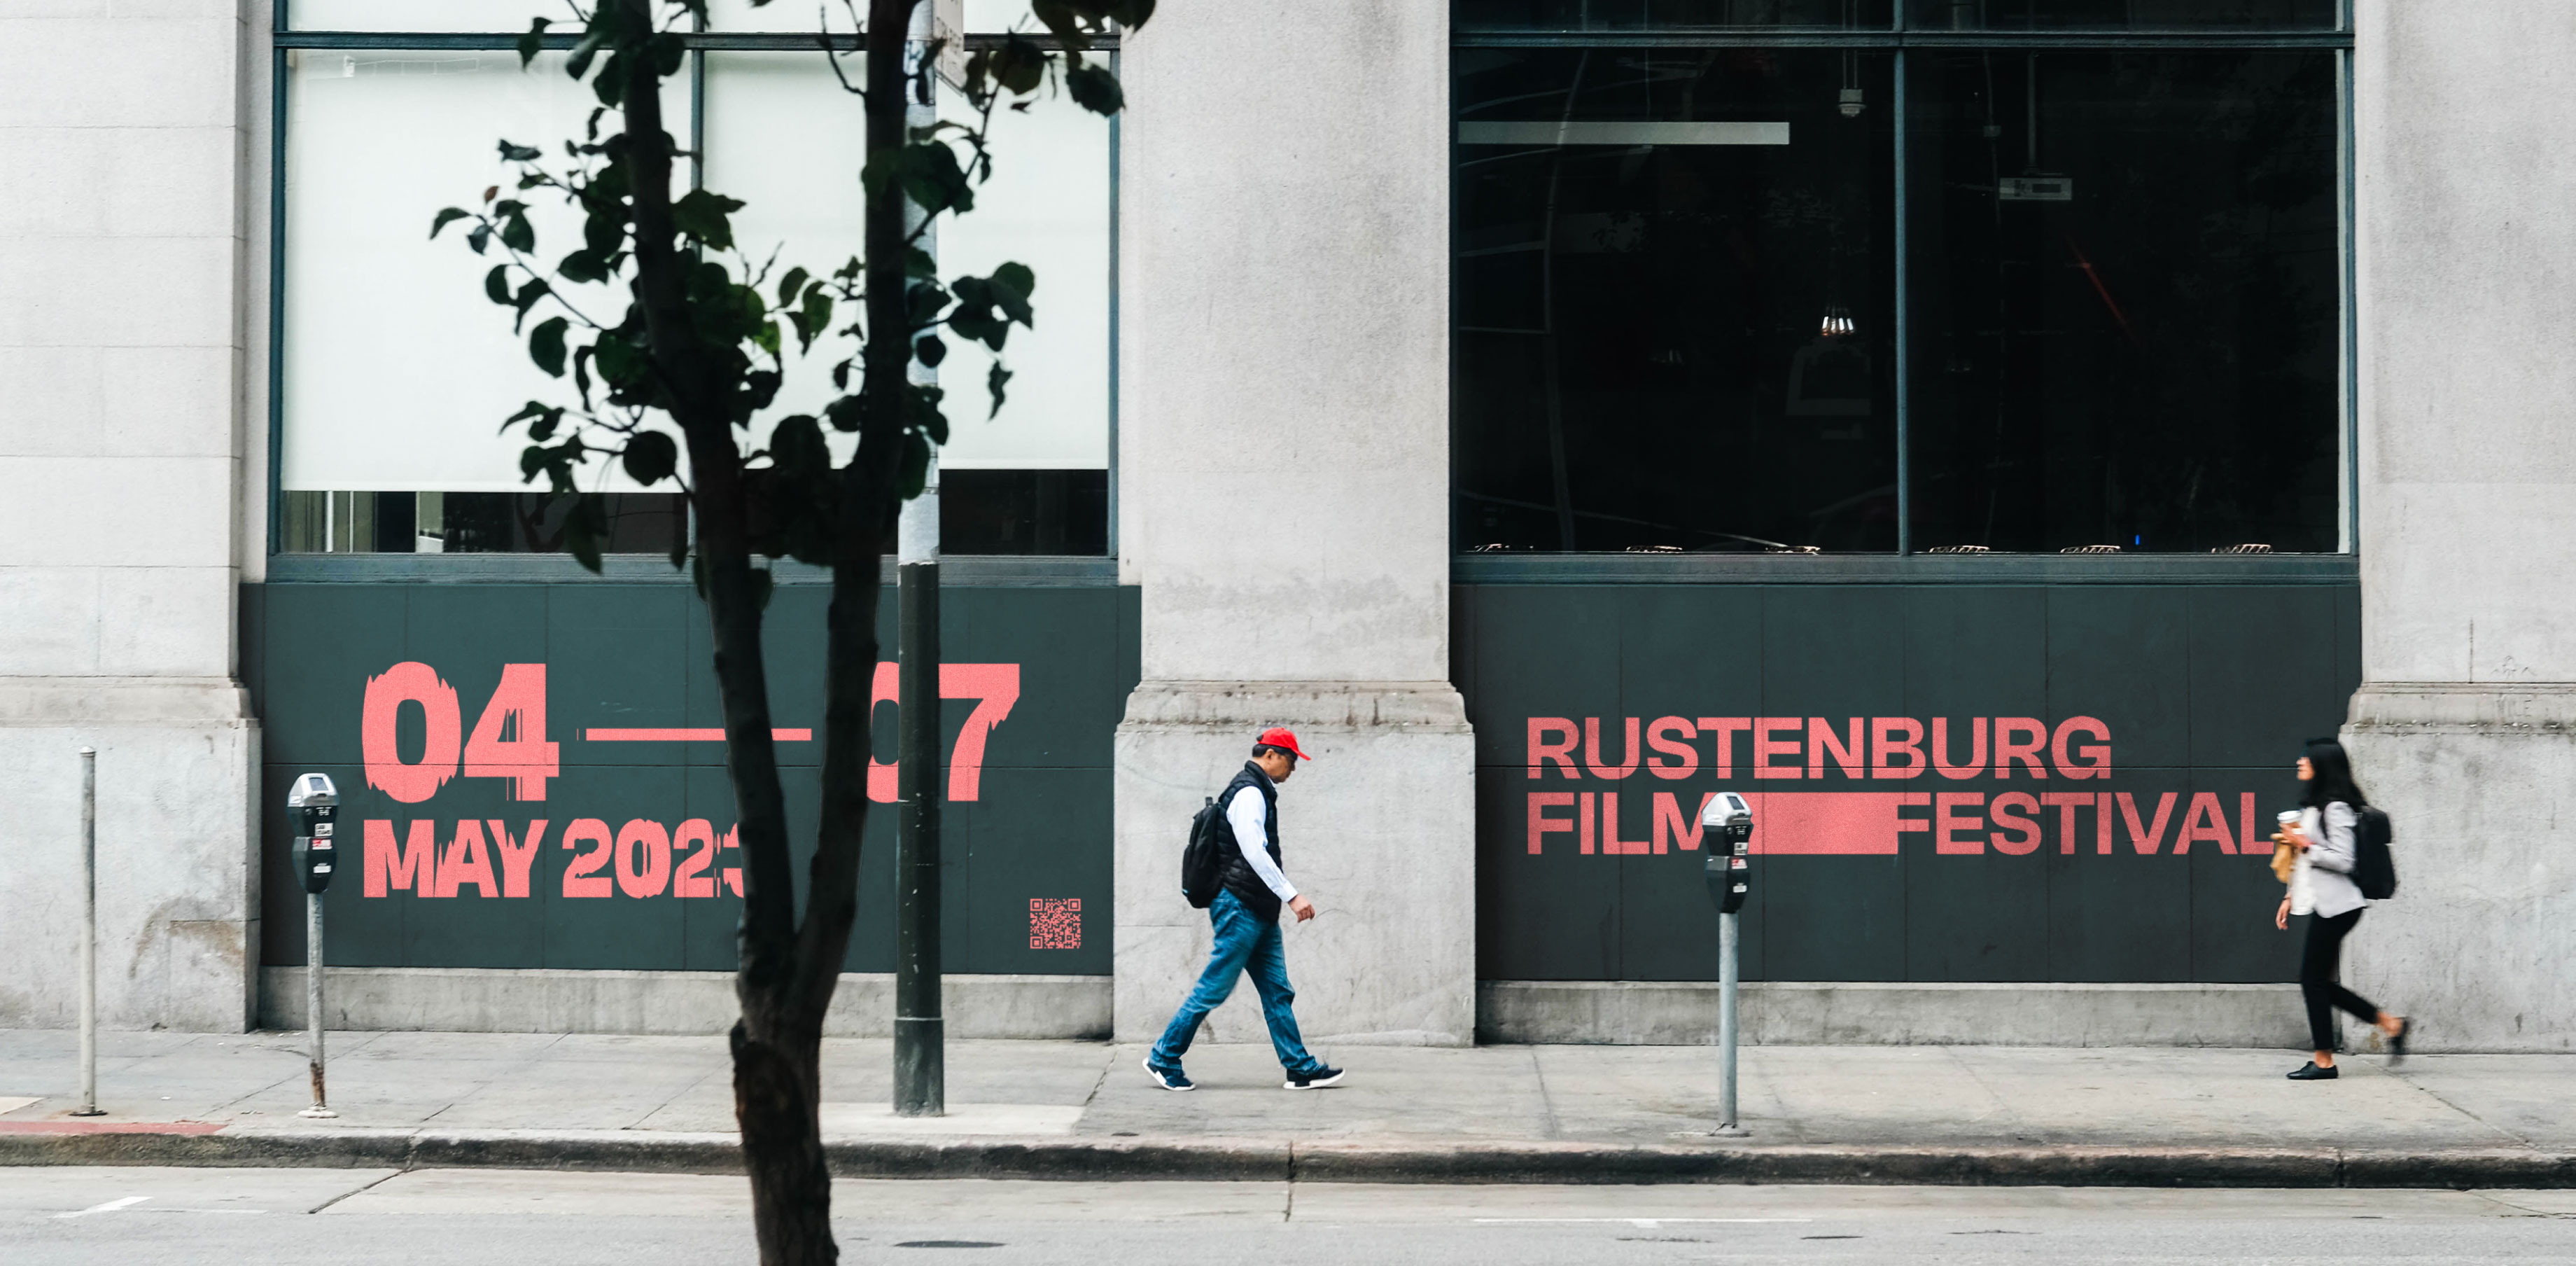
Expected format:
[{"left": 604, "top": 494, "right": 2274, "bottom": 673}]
[{"left": 1149, "top": 889, "right": 1318, "bottom": 1073}]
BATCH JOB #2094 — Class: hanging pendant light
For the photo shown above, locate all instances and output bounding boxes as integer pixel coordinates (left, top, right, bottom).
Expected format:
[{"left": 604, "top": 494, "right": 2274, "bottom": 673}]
[{"left": 1819, "top": 305, "right": 1856, "bottom": 339}]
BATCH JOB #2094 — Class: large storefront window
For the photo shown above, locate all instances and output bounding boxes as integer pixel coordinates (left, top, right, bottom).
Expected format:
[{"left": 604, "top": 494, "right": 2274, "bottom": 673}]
[
  {"left": 276, "top": 6, "right": 1113, "bottom": 557},
  {"left": 1453, "top": 5, "right": 2348, "bottom": 555},
  {"left": 1456, "top": 48, "right": 1898, "bottom": 552}
]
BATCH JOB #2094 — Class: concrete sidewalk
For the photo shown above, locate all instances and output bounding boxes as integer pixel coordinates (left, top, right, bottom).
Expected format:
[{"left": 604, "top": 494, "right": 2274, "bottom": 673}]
[{"left": 3, "top": 1030, "right": 2572, "bottom": 1186}]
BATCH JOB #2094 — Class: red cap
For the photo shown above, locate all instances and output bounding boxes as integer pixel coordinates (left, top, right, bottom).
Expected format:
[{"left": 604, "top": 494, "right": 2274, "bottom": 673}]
[{"left": 1256, "top": 727, "right": 1314, "bottom": 762}]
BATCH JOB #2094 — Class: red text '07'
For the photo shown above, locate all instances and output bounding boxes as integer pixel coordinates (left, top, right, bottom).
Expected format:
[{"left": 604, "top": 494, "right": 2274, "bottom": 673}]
[
  {"left": 1525, "top": 716, "right": 2113, "bottom": 781},
  {"left": 363, "top": 819, "right": 743, "bottom": 900}
]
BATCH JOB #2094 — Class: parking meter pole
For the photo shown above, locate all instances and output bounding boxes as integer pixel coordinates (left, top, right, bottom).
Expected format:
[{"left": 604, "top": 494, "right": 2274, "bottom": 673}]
[
  {"left": 1718, "top": 910, "right": 1740, "bottom": 1133},
  {"left": 302, "top": 893, "right": 335, "bottom": 1118},
  {"left": 73, "top": 746, "right": 103, "bottom": 1118}
]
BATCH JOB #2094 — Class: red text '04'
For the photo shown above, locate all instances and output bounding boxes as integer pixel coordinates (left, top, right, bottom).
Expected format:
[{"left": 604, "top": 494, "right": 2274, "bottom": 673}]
[{"left": 1525, "top": 716, "right": 2113, "bottom": 781}]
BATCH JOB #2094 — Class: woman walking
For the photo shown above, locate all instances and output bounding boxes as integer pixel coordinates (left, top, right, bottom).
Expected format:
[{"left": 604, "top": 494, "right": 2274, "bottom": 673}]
[{"left": 2273, "top": 737, "right": 2409, "bottom": 1080}]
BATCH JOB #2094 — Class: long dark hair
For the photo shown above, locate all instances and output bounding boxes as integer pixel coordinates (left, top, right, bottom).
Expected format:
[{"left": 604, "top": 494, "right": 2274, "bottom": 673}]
[{"left": 2300, "top": 737, "right": 2367, "bottom": 809}]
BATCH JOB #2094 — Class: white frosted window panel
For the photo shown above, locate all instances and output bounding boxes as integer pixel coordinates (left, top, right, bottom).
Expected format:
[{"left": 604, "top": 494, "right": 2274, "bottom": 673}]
[
  {"left": 284, "top": 51, "right": 682, "bottom": 493},
  {"left": 293, "top": 0, "right": 567, "bottom": 31},
  {"left": 708, "top": 0, "right": 1034, "bottom": 33},
  {"left": 701, "top": 53, "right": 869, "bottom": 438},
  {"left": 936, "top": 78, "right": 1110, "bottom": 470}
]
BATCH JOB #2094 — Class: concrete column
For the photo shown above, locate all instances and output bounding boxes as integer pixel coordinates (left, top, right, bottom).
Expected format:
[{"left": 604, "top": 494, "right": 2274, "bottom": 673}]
[
  {"left": 2344, "top": 0, "right": 2576, "bottom": 1051},
  {"left": 0, "top": 4, "right": 258, "bottom": 1031},
  {"left": 1113, "top": 5, "right": 1473, "bottom": 1048}
]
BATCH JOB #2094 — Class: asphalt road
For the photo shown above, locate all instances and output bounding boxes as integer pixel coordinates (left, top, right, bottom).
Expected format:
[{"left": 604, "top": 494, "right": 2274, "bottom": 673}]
[{"left": 5, "top": 1168, "right": 2574, "bottom": 1265}]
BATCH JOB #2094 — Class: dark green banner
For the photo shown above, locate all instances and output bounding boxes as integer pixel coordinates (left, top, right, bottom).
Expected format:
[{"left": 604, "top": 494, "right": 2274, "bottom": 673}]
[
  {"left": 245, "top": 581, "right": 1138, "bottom": 976},
  {"left": 1459, "top": 583, "right": 2362, "bottom": 984}
]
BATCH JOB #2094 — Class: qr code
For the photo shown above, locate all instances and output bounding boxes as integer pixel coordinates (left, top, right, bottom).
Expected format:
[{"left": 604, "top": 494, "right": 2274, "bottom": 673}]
[{"left": 1030, "top": 898, "right": 1082, "bottom": 950}]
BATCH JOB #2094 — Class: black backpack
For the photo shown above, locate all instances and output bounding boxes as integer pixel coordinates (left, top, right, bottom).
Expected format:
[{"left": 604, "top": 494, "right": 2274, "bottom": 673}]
[
  {"left": 1181, "top": 795, "right": 1228, "bottom": 909},
  {"left": 2353, "top": 805, "right": 2398, "bottom": 900}
]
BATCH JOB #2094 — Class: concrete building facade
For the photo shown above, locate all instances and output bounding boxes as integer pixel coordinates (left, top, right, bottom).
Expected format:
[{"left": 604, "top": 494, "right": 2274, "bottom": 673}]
[{"left": 2, "top": 1, "right": 2567, "bottom": 1054}]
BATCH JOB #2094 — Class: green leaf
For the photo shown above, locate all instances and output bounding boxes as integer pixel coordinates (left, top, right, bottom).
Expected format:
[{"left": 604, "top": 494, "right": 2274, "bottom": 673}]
[
  {"left": 517, "top": 17, "right": 552, "bottom": 67},
  {"left": 503, "top": 401, "right": 566, "bottom": 443},
  {"left": 914, "top": 334, "right": 947, "bottom": 368},
  {"left": 1065, "top": 62, "right": 1124, "bottom": 115},
  {"left": 558, "top": 249, "right": 610, "bottom": 284},
  {"left": 528, "top": 316, "right": 570, "bottom": 377},
  {"left": 431, "top": 208, "right": 471, "bottom": 239},
  {"left": 989, "top": 34, "right": 1048, "bottom": 95},
  {"left": 1028, "top": 0, "right": 1094, "bottom": 50},
  {"left": 594, "top": 332, "right": 648, "bottom": 387},
  {"left": 769, "top": 413, "right": 828, "bottom": 478},
  {"left": 621, "top": 430, "right": 679, "bottom": 485},
  {"left": 986, "top": 363, "right": 1014, "bottom": 418},
  {"left": 671, "top": 188, "right": 746, "bottom": 251},
  {"left": 512, "top": 279, "right": 552, "bottom": 333},
  {"left": 988, "top": 261, "right": 1037, "bottom": 326},
  {"left": 904, "top": 246, "right": 938, "bottom": 279},
  {"left": 790, "top": 288, "right": 834, "bottom": 355},
  {"left": 485, "top": 265, "right": 512, "bottom": 305},
  {"left": 498, "top": 139, "right": 542, "bottom": 162},
  {"left": 565, "top": 29, "right": 608, "bottom": 82},
  {"left": 562, "top": 493, "right": 606, "bottom": 574},
  {"left": 776, "top": 266, "right": 810, "bottom": 309},
  {"left": 500, "top": 211, "right": 535, "bottom": 253},
  {"left": 467, "top": 223, "right": 493, "bottom": 255}
]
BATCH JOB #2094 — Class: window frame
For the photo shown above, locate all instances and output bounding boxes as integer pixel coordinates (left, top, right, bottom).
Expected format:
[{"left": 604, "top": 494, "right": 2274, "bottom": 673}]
[
  {"left": 265, "top": 7, "right": 1124, "bottom": 576},
  {"left": 1448, "top": 2, "right": 2358, "bottom": 581}
]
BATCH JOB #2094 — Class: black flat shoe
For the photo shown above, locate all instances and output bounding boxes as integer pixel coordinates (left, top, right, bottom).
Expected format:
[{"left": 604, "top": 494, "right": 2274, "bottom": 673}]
[
  {"left": 2288, "top": 1062, "right": 2339, "bottom": 1080},
  {"left": 2388, "top": 1017, "right": 2410, "bottom": 1065}
]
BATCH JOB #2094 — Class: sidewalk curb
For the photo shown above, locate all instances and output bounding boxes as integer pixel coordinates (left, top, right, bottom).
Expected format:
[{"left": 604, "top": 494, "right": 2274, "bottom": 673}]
[{"left": 4, "top": 1129, "right": 2573, "bottom": 1188}]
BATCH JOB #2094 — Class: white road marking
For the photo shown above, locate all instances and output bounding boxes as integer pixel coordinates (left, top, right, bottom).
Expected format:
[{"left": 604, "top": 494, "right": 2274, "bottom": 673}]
[{"left": 57, "top": 1196, "right": 151, "bottom": 1218}]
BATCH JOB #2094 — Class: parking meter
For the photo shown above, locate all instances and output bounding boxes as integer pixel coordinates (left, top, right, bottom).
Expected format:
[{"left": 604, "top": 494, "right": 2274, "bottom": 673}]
[
  {"left": 287, "top": 773, "right": 340, "bottom": 894},
  {"left": 286, "top": 772, "right": 340, "bottom": 1117},
  {"left": 1697, "top": 791, "right": 1753, "bottom": 1134},
  {"left": 1700, "top": 792, "right": 1752, "bottom": 914}
]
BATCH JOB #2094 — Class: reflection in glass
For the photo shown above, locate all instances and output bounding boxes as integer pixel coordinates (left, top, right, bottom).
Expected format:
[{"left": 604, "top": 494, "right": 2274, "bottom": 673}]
[
  {"left": 1907, "top": 53, "right": 2339, "bottom": 552},
  {"left": 1906, "top": 0, "right": 2334, "bottom": 29},
  {"left": 1457, "top": 0, "right": 1893, "bottom": 30},
  {"left": 1455, "top": 49, "right": 1897, "bottom": 552}
]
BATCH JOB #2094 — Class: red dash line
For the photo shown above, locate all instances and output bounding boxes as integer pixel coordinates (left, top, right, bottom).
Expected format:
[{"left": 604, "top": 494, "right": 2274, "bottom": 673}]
[{"left": 586, "top": 728, "right": 813, "bottom": 742}]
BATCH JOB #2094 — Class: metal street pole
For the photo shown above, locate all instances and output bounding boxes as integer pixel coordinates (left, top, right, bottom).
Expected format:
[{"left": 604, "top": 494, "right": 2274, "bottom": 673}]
[
  {"left": 73, "top": 746, "right": 102, "bottom": 1118},
  {"left": 892, "top": 0, "right": 945, "bottom": 1118},
  {"left": 302, "top": 891, "right": 335, "bottom": 1118},
  {"left": 1717, "top": 911, "right": 1740, "bottom": 1133}
]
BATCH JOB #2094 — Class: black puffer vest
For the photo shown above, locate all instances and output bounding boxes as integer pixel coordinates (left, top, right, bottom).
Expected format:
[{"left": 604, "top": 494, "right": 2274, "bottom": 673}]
[{"left": 1214, "top": 761, "right": 1284, "bottom": 923}]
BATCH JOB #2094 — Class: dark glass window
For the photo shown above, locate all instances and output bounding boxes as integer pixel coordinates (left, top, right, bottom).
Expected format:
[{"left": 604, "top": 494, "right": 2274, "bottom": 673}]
[
  {"left": 1456, "top": 49, "right": 1899, "bottom": 552},
  {"left": 1907, "top": 0, "right": 2336, "bottom": 29},
  {"left": 1460, "top": 0, "right": 1893, "bottom": 30},
  {"left": 1907, "top": 53, "right": 2339, "bottom": 553}
]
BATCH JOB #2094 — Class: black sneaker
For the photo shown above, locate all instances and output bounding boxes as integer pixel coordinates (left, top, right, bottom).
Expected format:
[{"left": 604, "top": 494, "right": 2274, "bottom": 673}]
[
  {"left": 2287, "top": 1062, "right": 2338, "bottom": 1080},
  {"left": 1283, "top": 1064, "right": 1345, "bottom": 1090},
  {"left": 1142, "top": 1057, "right": 1194, "bottom": 1092}
]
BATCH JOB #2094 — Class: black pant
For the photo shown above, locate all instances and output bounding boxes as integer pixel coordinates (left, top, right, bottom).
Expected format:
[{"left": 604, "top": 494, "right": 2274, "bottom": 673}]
[{"left": 2300, "top": 908, "right": 2379, "bottom": 1051}]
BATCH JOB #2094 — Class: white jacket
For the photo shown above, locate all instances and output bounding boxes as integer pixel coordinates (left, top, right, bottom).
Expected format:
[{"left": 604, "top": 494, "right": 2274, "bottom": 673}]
[{"left": 2290, "top": 801, "right": 2367, "bottom": 920}]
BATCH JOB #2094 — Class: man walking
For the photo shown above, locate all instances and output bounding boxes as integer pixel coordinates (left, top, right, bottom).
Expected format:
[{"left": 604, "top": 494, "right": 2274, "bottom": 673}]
[{"left": 1144, "top": 728, "right": 1345, "bottom": 1091}]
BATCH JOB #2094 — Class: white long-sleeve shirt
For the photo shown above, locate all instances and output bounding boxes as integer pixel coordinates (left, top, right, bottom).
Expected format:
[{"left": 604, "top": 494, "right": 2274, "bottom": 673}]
[
  {"left": 1226, "top": 781, "right": 1298, "bottom": 903},
  {"left": 2291, "top": 801, "right": 2366, "bottom": 919}
]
